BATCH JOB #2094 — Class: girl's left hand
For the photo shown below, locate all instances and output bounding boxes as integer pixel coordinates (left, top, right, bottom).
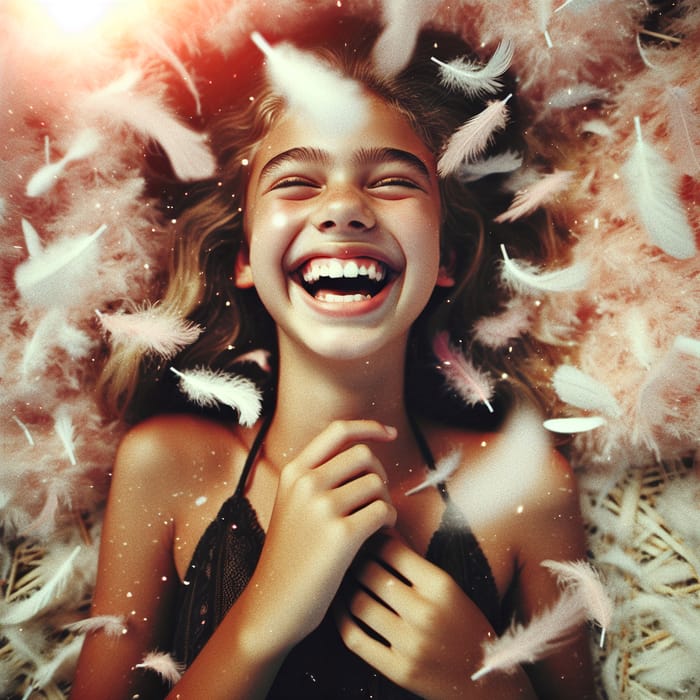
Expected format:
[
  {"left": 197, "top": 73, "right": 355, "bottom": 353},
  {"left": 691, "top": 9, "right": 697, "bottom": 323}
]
[{"left": 334, "top": 535, "right": 516, "bottom": 700}]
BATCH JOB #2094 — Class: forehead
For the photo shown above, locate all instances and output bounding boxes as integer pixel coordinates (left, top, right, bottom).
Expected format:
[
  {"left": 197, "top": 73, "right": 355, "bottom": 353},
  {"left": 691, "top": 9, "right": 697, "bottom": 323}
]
[{"left": 250, "top": 95, "right": 436, "bottom": 175}]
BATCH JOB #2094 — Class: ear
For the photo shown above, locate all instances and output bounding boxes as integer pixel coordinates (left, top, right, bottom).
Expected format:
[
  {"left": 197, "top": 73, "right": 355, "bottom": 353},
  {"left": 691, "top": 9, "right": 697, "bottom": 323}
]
[
  {"left": 436, "top": 250, "right": 456, "bottom": 288},
  {"left": 234, "top": 245, "right": 255, "bottom": 288}
]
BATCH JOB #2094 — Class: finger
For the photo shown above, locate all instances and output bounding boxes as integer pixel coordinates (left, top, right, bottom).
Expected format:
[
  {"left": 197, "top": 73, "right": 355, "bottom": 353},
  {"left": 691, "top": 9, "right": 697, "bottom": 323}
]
[
  {"left": 365, "top": 535, "right": 436, "bottom": 589},
  {"left": 315, "top": 443, "right": 390, "bottom": 491},
  {"left": 332, "top": 471, "right": 392, "bottom": 516},
  {"left": 351, "top": 557, "right": 415, "bottom": 614},
  {"left": 290, "top": 420, "right": 396, "bottom": 472},
  {"left": 346, "top": 587, "right": 399, "bottom": 644}
]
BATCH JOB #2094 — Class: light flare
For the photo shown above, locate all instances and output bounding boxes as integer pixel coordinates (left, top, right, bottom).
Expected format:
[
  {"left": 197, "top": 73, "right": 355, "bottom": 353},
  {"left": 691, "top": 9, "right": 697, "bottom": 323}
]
[{"left": 34, "top": 0, "right": 123, "bottom": 33}]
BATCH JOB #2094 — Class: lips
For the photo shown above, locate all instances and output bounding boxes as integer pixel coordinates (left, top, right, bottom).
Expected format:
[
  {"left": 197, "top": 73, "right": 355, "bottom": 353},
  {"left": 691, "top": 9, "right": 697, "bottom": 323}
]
[{"left": 296, "top": 256, "right": 394, "bottom": 303}]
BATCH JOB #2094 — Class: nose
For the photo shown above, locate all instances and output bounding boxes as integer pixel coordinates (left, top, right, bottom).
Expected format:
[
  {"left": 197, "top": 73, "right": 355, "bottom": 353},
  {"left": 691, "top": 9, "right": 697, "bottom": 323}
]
[{"left": 312, "top": 184, "right": 376, "bottom": 233}]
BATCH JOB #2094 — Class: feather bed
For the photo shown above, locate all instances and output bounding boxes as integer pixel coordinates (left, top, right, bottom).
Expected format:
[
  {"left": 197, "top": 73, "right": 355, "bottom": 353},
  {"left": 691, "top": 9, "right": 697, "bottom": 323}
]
[
  {"left": 433, "top": 332, "right": 495, "bottom": 412},
  {"left": 621, "top": 116, "right": 696, "bottom": 260},
  {"left": 499, "top": 245, "right": 589, "bottom": 293},
  {"left": 552, "top": 365, "right": 622, "bottom": 418},
  {"left": 438, "top": 96, "right": 511, "bottom": 177},
  {"left": 251, "top": 32, "right": 368, "bottom": 138},
  {"left": 136, "top": 651, "right": 184, "bottom": 686},
  {"left": 405, "top": 450, "right": 462, "bottom": 496},
  {"left": 170, "top": 367, "right": 262, "bottom": 427},
  {"left": 432, "top": 40, "right": 514, "bottom": 98},
  {"left": 495, "top": 170, "right": 574, "bottom": 223}
]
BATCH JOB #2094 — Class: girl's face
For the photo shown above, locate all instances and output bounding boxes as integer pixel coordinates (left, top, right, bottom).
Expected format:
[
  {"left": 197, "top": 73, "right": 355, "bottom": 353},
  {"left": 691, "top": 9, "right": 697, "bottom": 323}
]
[{"left": 238, "top": 94, "right": 446, "bottom": 363}]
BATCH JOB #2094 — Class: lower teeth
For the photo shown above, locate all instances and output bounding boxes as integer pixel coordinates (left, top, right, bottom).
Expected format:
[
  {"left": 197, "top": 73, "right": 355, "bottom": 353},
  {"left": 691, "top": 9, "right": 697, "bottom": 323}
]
[{"left": 316, "top": 292, "right": 371, "bottom": 303}]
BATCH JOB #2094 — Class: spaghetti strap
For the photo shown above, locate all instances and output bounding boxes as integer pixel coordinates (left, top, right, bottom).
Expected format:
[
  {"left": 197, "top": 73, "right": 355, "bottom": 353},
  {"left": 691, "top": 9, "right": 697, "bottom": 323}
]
[{"left": 233, "top": 412, "right": 273, "bottom": 499}]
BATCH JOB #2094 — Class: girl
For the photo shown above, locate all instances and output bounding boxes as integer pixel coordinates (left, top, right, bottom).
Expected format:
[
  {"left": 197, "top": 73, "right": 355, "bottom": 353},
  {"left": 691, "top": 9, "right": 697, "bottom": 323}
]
[{"left": 72, "top": 20, "right": 594, "bottom": 700}]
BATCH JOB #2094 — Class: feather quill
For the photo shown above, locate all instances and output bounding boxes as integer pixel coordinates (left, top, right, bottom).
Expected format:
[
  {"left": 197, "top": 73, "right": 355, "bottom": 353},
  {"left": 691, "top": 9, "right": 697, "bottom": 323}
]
[
  {"left": 542, "top": 559, "right": 613, "bottom": 647},
  {"left": 251, "top": 32, "right": 368, "bottom": 137},
  {"left": 96, "top": 307, "right": 202, "bottom": 359},
  {"left": 438, "top": 96, "right": 512, "bottom": 177},
  {"left": 66, "top": 615, "right": 127, "bottom": 638},
  {"left": 552, "top": 365, "right": 622, "bottom": 418},
  {"left": 432, "top": 41, "right": 514, "bottom": 98},
  {"left": 457, "top": 150, "right": 523, "bottom": 182},
  {"left": 499, "top": 245, "right": 589, "bottom": 294},
  {"left": 136, "top": 651, "right": 184, "bottom": 685},
  {"left": 543, "top": 416, "right": 607, "bottom": 434},
  {"left": 26, "top": 128, "right": 101, "bottom": 198},
  {"left": 170, "top": 367, "right": 262, "bottom": 427},
  {"left": 405, "top": 450, "right": 462, "bottom": 496},
  {"left": 472, "top": 588, "right": 585, "bottom": 680},
  {"left": 433, "top": 332, "right": 495, "bottom": 412},
  {"left": 495, "top": 170, "right": 574, "bottom": 222},
  {"left": 83, "top": 71, "right": 215, "bottom": 181},
  {"left": 54, "top": 407, "right": 77, "bottom": 466},
  {"left": 12, "top": 416, "right": 35, "bottom": 446},
  {"left": 664, "top": 85, "right": 700, "bottom": 176},
  {"left": 0, "top": 546, "right": 81, "bottom": 625},
  {"left": 621, "top": 116, "right": 696, "bottom": 260}
]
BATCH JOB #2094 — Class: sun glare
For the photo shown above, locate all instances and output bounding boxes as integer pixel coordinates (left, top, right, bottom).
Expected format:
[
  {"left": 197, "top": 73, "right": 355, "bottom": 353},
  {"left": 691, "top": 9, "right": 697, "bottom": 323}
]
[{"left": 34, "top": 0, "right": 123, "bottom": 33}]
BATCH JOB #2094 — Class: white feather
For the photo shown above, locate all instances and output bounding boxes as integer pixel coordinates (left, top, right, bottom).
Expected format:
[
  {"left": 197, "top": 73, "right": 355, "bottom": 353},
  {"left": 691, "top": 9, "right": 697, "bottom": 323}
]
[
  {"left": 543, "top": 416, "right": 607, "bottom": 434},
  {"left": 0, "top": 546, "right": 81, "bottom": 625},
  {"left": 432, "top": 41, "right": 514, "bottom": 98},
  {"left": 66, "top": 614, "right": 127, "bottom": 638},
  {"left": 12, "top": 416, "right": 35, "bottom": 446},
  {"left": 32, "top": 634, "right": 83, "bottom": 689},
  {"left": 136, "top": 651, "right": 184, "bottom": 685},
  {"left": 457, "top": 150, "right": 523, "bottom": 182},
  {"left": 405, "top": 450, "right": 462, "bottom": 496},
  {"left": 472, "top": 588, "right": 585, "bottom": 680},
  {"left": 495, "top": 170, "right": 574, "bottom": 223},
  {"left": 500, "top": 244, "right": 589, "bottom": 293},
  {"left": 621, "top": 116, "right": 696, "bottom": 260},
  {"left": 546, "top": 84, "right": 608, "bottom": 110},
  {"left": 251, "top": 32, "right": 368, "bottom": 138},
  {"left": 53, "top": 407, "right": 77, "bottom": 466},
  {"left": 170, "top": 367, "right": 262, "bottom": 427},
  {"left": 552, "top": 365, "right": 622, "bottom": 418},
  {"left": 26, "top": 128, "right": 101, "bottom": 198}
]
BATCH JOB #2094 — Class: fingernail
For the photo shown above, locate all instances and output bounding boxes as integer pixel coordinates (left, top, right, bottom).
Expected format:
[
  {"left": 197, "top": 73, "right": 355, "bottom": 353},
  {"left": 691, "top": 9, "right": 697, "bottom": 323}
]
[{"left": 383, "top": 424, "right": 397, "bottom": 438}]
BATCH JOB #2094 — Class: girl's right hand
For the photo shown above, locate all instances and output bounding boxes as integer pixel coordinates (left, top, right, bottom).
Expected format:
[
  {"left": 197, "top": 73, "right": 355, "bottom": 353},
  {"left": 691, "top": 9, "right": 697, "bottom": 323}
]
[{"left": 247, "top": 419, "right": 398, "bottom": 655}]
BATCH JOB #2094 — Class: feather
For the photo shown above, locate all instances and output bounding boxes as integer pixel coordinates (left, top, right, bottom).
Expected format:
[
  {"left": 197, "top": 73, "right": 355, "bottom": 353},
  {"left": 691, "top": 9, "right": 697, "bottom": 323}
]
[
  {"left": 552, "top": 365, "right": 622, "bottom": 418},
  {"left": 136, "top": 651, "right": 184, "bottom": 686},
  {"left": 0, "top": 546, "right": 81, "bottom": 625},
  {"left": 495, "top": 170, "right": 574, "bottom": 223},
  {"left": 371, "top": 0, "right": 441, "bottom": 77},
  {"left": 664, "top": 85, "right": 700, "bottom": 177},
  {"left": 54, "top": 407, "right": 77, "bottom": 466},
  {"left": 170, "top": 367, "right": 262, "bottom": 427},
  {"left": 438, "top": 96, "right": 512, "bottom": 177},
  {"left": 83, "top": 70, "right": 215, "bottom": 181},
  {"left": 457, "top": 150, "right": 523, "bottom": 182},
  {"left": 14, "top": 222, "right": 107, "bottom": 308},
  {"left": 12, "top": 416, "right": 35, "bottom": 446},
  {"left": 433, "top": 332, "right": 495, "bottom": 412},
  {"left": 21, "top": 488, "right": 61, "bottom": 538},
  {"left": 405, "top": 450, "right": 462, "bottom": 496},
  {"left": 96, "top": 307, "right": 202, "bottom": 359},
  {"left": 472, "top": 299, "right": 532, "bottom": 349},
  {"left": 32, "top": 634, "right": 83, "bottom": 689},
  {"left": 543, "top": 416, "right": 607, "bottom": 434},
  {"left": 66, "top": 615, "right": 127, "bottom": 638},
  {"left": 621, "top": 116, "right": 696, "bottom": 260},
  {"left": 471, "top": 588, "right": 585, "bottom": 680},
  {"left": 499, "top": 245, "right": 589, "bottom": 293},
  {"left": 542, "top": 559, "right": 614, "bottom": 647},
  {"left": 546, "top": 84, "right": 608, "bottom": 110},
  {"left": 26, "top": 128, "right": 101, "bottom": 198},
  {"left": 251, "top": 32, "right": 368, "bottom": 138},
  {"left": 432, "top": 41, "right": 514, "bottom": 98}
]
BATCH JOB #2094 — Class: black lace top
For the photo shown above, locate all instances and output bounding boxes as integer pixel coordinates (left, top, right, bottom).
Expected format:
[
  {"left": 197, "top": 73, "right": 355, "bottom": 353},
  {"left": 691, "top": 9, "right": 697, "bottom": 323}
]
[{"left": 172, "top": 418, "right": 507, "bottom": 698}]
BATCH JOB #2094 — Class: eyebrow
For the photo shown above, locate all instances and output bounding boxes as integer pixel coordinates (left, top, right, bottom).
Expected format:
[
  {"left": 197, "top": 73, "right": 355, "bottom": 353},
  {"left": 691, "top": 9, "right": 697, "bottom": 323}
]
[{"left": 258, "top": 146, "right": 432, "bottom": 182}]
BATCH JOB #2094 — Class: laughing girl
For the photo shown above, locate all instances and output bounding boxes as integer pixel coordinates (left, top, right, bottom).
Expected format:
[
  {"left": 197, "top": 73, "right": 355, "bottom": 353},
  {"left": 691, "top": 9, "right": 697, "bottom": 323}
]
[{"left": 72, "top": 20, "right": 594, "bottom": 700}]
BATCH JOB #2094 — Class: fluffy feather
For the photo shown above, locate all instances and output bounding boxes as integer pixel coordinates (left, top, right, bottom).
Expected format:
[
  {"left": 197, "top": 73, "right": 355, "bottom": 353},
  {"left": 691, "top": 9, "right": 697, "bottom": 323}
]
[
  {"left": 495, "top": 170, "right": 574, "bottom": 222},
  {"left": 472, "top": 588, "right": 585, "bottom": 680},
  {"left": 664, "top": 85, "right": 700, "bottom": 176},
  {"left": 552, "top": 365, "right": 622, "bottom": 418},
  {"left": 66, "top": 615, "right": 127, "bottom": 638},
  {"left": 543, "top": 416, "right": 607, "bottom": 434},
  {"left": 32, "top": 634, "right": 83, "bottom": 689},
  {"left": 433, "top": 332, "right": 495, "bottom": 412},
  {"left": 26, "top": 129, "right": 101, "bottom": 198},
  {"left": 438, "top": 96, "right": 512, "bottom": 177},
  {"left": 82, "top": 70, "right": 215, "bottom": 181},
  {"left": 472, "top": 298, "right": 532, "bottom": 349},
  {"left": 251, "top": 32, "right": 368, "bottom": 137},
  {"left": 96, "top": 307, "right": 202, "bottom": 359},
  {"left": 405, "top": 450, "right": 462, "bottom": 496},
  {"left": 136, "top": 651, "right": 184, "bottom": 686},
  {"left": 499, "top": 245, "right": 590, "bottom": 293},
  {"left": 621, "top": 116, "right": 696, "bottom": 260},
  {"left": 546, "top": 84, "right": 608, "bottom": 110},
  {"left": 432, "top": 40, "right": 514, "bottom": 98},
  {"left": 53, "top": 407, "right": 77, "bottom": 466},
  {"left": 542, "top": 559, "right": 614, "bottom": 646},
  {"left": 457, "top": 150, "right": 523, "bottom": 182},
  {"left": 170, "top": 367, "right": 262, "bottom": 427}
]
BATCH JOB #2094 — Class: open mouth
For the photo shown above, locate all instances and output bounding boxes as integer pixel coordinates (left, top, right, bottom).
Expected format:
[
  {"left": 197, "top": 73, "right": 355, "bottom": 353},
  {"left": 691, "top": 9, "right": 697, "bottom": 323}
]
[{"left": 297, "top": 257, "right": 393, "bottom": 303}]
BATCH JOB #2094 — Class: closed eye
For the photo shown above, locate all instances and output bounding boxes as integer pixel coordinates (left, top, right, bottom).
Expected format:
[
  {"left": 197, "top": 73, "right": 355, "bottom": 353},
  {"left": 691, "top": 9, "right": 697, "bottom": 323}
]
[{"left": 369, "top": 177, "right": 422, "bottom": 189}]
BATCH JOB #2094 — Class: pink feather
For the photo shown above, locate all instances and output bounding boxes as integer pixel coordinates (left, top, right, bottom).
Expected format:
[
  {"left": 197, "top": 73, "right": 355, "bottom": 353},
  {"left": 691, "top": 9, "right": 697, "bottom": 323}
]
[
  {"left": 495, "top": 170, "right": 574, "bottom": 222},
  {"left": 438, "top": 96, "right": 512, "bottom": 177},
  {"left": 472, "top": 299, "right": 533, "bottom": 349},
  {"left": 664, "top": 85, "right": 700, "bottom": 176},
  {"left": 433, "top": 332, "right": 495, "bottom": 412}
]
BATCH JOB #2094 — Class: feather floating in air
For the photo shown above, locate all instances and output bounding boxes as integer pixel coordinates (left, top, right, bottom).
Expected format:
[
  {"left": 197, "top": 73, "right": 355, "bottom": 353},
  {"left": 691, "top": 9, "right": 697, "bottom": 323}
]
[
  {"left": 170, "top": 367, "right": 262, "bottom": 427},
  {"left": 438, "top": 95, "right": 512, "bottom": 177},
  {"left": 66, "top": 615, "right": 127, "bottom": 638},
  {"left": 500, "top": 245, "right": 589, "bottom": 294},
  {"left": 621, "top": 116, "right": 696, "bottom": 260},
  {"left": 495, "top": 170, "right": 574, "bottom": 222},
  {"left": 552, "top": 365, "right": 621, "bottom": 418},
  {"left": 405, "top": 450, "right": 462, "bottom": 496},
  {"left": 136, "top": 652, "right": 184, "bottom": 685},
  {"left": 54, "top": 407, "right": 77, "bottom": 466},
  {"left": 542, "top": 416, "right": 607, "bottom": 434},
  {"left": 432, "top": 41, "right": 514, "bottom": 98},
  {"left": 458, "top": 150, "right": 523, "bottom": 182}
]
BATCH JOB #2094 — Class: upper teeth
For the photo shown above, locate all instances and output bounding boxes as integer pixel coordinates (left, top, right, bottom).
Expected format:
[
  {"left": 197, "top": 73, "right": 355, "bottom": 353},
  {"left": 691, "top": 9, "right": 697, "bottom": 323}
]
[{"left": 302, "top": 259, "right": 386, "bottom": 284}]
